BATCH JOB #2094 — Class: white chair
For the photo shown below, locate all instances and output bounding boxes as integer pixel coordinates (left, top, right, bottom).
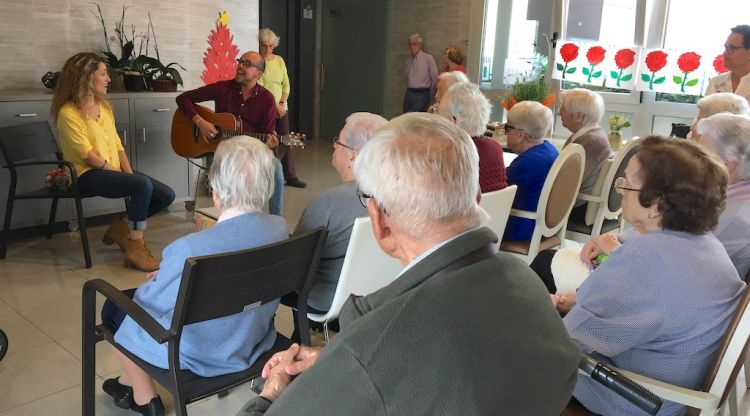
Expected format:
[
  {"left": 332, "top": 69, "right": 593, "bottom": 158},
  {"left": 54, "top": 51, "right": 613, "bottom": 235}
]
[
  {"left": 308, "top": 216, "right": 403, "bottom": 342},
  {"left": 566, "top": 137, "right": 641, "bottom": 243},
  {"left": 479, "top": 185, "right": 517, "bottom": 249},
  {"left": 500, "top": 143, "right": 586, "bottom": 264},
  {"left": 569, "top": 286, "right": 750, "bottom": 416}
]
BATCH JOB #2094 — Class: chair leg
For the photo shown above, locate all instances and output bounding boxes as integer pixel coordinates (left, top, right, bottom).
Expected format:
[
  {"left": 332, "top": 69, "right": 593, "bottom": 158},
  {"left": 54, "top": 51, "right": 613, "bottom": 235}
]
[
  {"left": 745, "top": 359, "right": 750, "bottom": 389},
  {"left": 323, "top": 320, "right": 330, "bottom": 345},
  {"left": 728, "top": 382, "right": 738, "bottom": 416},
  {"left": 0, "top": 194, "right": 14, "bottom": 259},
  {"left": 217, "top": 389, "right": 229, "bottom": 399},
  {"left": 75, "top": 198, "right": 92, "bottom": 268},
  {"left": 82, "top": 283, "right": 99, "bottom": 416},
  {"left": 46, "top": 197, "right": 58, "bottom": 239}
]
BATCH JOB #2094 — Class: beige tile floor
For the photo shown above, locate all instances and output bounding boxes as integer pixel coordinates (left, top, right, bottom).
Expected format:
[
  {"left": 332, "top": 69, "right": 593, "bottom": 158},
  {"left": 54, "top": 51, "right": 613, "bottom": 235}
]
[{"left": 2, "top": 137, "right": 750, "bottom": 415}]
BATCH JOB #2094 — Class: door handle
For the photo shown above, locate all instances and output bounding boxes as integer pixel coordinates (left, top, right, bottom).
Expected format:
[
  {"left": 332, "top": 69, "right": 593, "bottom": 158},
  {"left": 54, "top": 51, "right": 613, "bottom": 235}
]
[
  {"left": 153, "top": 108, "right": 171, "bottom": 112},
  {"left": 139, "top": 128, "right": 146, "bottom": 143},
  {"left": 16, "top": 113, "right": 38, "bottom": 117},
  {"left": 121, "top": 129, "right": 128, "bottom": 146}
]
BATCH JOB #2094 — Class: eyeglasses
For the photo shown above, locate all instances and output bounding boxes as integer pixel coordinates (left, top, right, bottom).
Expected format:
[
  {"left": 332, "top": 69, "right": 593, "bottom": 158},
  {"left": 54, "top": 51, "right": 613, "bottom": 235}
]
[
  {"left": 613, "top": 176, "right": 641, "bottom": 193},
  {"left": 333, "top": 136, "right": 355, "bottom": 151},
  {"left": 503, "top": 123, "right": 521, "bottom": 134},
  {"left": 356, "top": 187, "right": 388, "bottom": 215},
  {"left": 236, "top": 59, "right": 263, "bottom": 70},
  {"left": 724, "top": 44, "right": 747, "bottom": 54}
]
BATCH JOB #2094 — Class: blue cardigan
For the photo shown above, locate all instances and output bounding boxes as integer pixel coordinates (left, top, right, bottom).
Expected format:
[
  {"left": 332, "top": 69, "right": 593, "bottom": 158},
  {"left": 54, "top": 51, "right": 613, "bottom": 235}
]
[{"left": 114, "top": 212, "right": 288, "bottom": 377}]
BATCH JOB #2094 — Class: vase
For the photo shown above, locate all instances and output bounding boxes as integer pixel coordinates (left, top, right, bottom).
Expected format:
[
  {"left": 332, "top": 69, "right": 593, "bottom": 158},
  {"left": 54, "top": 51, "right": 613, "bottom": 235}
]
[
  {"left": 123, "top": 74, "right": 147, "bottom": 92},
  {"left": 152, "top": 78, "right": 178, "bottom": 92},
  {"left": 108, "top": 69, "right": 126, "bottom": 92},
  {"left": 608, "top": 130, "right": 622, "bottom": 151}
]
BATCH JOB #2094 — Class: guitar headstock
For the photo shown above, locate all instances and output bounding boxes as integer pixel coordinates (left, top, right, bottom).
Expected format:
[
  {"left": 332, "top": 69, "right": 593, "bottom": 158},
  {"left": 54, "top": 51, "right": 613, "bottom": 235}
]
[{"left": 281, "top": 132, "right": 307, "bottom": 149}]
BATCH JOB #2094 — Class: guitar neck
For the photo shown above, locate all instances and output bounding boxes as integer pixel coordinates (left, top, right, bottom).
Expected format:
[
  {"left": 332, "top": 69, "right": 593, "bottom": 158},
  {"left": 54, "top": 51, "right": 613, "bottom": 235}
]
[{"left": 221, "top": 130, "right": 270, "bottom": 142}]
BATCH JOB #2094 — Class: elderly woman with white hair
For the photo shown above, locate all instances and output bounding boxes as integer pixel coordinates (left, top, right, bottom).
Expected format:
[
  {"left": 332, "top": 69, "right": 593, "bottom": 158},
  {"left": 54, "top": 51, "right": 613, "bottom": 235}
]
[
  {"left": 690, "top": 92, "right": 750, "bottom": 141},
  {"left": 438, "top": 81, "right": 507, "bottom": 192},
  {"left": 292, "top": 112, "right": 388, "bottom": 314},
  {"left": 258, "top": 27, "right": 306, "bottom": 188},
  {"left": 503, "top": 101, "right": 559, "bottom": 241},
  {"left": 558, "top": 88, "right": 612, "bottom": 221},
  {"left": 697, "top": 113, "right": 750, "bottom": 279},
  {"left": 428, "top": 70, "right": 469, "bottom": 114},
  {"left": 100, "top": 137, "right": 288, "bottom": 416}
]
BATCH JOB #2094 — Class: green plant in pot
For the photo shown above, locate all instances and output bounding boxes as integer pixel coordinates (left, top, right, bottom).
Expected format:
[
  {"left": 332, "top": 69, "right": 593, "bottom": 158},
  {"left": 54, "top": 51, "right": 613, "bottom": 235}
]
[{"left": 132, "top": 55, "right": 185, "bottom": 92}]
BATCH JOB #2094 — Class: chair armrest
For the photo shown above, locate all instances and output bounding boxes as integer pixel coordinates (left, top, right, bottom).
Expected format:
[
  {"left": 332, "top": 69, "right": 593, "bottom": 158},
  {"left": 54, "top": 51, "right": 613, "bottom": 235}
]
[
  {"left": 82, "top": 279, "right": 172, "bottom": 344},
  {"left": 577, "top": 367, "right": 721, "bottom": 410},
  {"left": 10, "top": 160, "right": 82, "bottom": 188},
  {"left": 508, "top": 209, "right": 536, "bottom": 220},
  {"left": 576, "top": 193, "right": 600, "bottom": 203}
]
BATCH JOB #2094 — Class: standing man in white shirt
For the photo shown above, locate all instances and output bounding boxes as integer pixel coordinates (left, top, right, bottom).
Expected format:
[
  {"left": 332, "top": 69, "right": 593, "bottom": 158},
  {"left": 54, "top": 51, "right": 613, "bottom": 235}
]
[
  {"left": 403, "top": 33, "right": 439, "bottom": 113},
  {"left": 706, "top": 25, "right": 750, "bottom": 102}
]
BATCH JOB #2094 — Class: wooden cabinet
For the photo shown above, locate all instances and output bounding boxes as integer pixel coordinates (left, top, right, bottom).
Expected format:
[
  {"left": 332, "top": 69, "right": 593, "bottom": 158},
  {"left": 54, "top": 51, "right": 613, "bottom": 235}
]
[{"left": 0, "top": 91, "right": 188, "bottom": 229}]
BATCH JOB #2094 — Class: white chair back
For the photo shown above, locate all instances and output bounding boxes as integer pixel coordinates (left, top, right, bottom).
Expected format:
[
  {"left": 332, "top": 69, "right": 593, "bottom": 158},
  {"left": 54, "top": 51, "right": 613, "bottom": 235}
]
[
  {"left": 308, "top": 216, "right": 403, "bottom": 324},
  {"left": 479, "top": 185, "right": 517, "bottom": 248}
]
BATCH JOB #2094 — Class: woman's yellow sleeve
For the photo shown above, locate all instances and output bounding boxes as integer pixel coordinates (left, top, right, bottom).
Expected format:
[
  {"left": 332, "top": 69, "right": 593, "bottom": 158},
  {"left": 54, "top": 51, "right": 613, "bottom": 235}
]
[{"left": 57, "top": 107, "right": 93, "bottom": 160}]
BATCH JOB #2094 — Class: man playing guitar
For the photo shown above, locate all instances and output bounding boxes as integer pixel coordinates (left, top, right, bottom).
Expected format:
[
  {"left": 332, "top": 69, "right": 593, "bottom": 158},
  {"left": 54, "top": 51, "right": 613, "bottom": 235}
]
[{"left": 176, "top": 51, "right": 283, "bottom": 214}]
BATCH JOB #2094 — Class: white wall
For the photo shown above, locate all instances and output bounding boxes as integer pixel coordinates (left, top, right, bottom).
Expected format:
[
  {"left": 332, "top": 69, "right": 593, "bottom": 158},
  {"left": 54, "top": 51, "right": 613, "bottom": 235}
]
[{"left": 0, "top": 0, "right": 259, "bottom": 91}]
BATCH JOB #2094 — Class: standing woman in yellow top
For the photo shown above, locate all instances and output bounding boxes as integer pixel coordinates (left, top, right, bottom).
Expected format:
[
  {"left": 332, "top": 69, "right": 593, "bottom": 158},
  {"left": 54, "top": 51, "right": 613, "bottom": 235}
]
[
  {"left": 51, "top": 53, "right": 174, "bottom": 272},
  {"left": 258, "top": 28, "right": 307, "bottom": 188}
]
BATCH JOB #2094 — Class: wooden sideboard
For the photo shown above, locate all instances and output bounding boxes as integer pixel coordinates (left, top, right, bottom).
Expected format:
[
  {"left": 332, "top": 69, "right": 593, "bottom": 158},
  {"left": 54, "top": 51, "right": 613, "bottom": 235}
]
[{"left": 0, "top": 90, "right": 193, "bottom": 230}]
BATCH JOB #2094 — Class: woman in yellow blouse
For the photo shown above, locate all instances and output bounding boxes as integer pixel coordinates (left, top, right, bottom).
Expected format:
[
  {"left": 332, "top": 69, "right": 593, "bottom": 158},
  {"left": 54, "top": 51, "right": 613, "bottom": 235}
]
[
  {"left": 258, "top": 28, "right": 307, "bottom": 188},
  {"left": 51, "top": 53, "right": 174, "bottom": 272}
]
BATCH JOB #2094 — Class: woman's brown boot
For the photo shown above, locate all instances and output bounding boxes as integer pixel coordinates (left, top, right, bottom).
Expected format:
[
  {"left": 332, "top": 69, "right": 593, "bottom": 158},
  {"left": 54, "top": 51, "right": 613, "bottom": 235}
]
[
  {"left": 102, "top": 217, "right": 129, "bottom": 251},
  {"left": 123, "top": 239, "right": 160, "bottom": 272}
]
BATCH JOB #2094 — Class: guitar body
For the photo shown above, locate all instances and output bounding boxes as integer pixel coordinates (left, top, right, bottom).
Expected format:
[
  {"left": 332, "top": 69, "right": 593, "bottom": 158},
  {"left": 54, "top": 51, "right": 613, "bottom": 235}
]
[{"left": 171, "top": 104, "right": 241, "bottom": 158}]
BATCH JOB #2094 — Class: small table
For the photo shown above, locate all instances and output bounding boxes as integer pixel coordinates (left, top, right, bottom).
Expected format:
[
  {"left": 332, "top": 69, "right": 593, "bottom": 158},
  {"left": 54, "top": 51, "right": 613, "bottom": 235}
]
[{"left": 194, "top": 207, "right": 219, "bottom": 232}]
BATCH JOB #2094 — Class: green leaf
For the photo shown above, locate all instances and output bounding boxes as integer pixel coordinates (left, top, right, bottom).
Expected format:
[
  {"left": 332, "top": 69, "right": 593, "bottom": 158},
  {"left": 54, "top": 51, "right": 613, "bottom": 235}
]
[
  {"left": 641, "top": 73, "right": 651, "bottom": 82},
  {"left": 582, "top": 67, "right": 590, "bottom": 76},
  {"left": 672, "top": 75, "right": 683, "bottom": 84},
  {"left": 556, "top": 63, "right": 564, "bottom": 71},
  {"left": 565, "top": 67, "right": 577, "bottom": 74},
  {"left": 592, "top": 71, "right": 602, "bottom": 78},
  {"left": 685, "top": 78, "right": 699, "bottom": 87},
  {"left": 622, "top": 121, "right": 632, "bottom": 128},
  {"left": 621, "top": 74, "right": 632, "bottom": 82},
  {"left": 610, "top": 70, "right": 619, "bottom": 79},
  {"left": 654, "top": 76, "right": 666, "bottom": 84}
]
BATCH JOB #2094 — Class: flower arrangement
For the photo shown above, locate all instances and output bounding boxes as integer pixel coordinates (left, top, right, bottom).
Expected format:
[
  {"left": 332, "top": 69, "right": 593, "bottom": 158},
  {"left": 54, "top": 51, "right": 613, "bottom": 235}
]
[
  {"left": 91, "top": 4, "right": 145, "bottom": 71},
  {"left": 45, "top": 168, "right": 70, "bottom": 191},
  {"left": 607, "top": 114, "right": 632, "bottom": 132},
  {"left": 501, "top": 54, "right": 556, "bottom": 110}
]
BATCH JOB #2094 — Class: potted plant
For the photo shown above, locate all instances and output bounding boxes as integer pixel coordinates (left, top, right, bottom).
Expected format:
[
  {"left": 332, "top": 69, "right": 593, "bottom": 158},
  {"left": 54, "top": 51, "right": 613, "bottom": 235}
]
[
  {"left": 92, "top": 4, "right": 147, "bottom": 91},
  {"left": 501, "top": 54, "right": 556, "bottom": 111},
  {"left": 132, "top": 55, "right": 185, "bottom": 92},
  {"left": 607, "top": 114, "right": 632, "bottom": 150}
]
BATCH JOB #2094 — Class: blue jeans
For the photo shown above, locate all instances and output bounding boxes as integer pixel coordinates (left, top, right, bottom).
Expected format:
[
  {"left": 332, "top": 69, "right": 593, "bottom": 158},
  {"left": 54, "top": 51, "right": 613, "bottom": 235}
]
[
  {"left": 77, "top": 170, "right": 175, "bottom": 230},
  {"left": 403, "top": 88, "right": 431, "bottom": 113},
  {"left": 269, "top": 158, "right": 284, "bottom": 216}
]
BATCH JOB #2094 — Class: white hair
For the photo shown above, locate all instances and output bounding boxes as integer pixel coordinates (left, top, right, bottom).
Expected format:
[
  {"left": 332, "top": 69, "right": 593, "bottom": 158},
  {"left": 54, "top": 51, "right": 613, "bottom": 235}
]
[
  {"left": 439, "top": 82, "right": 492, "bottom": 137},
  {"left": 208, "top": 136, "right": 276, "bottom": 212},
  {"left": 696, "top": 113, "right": 750, "bottom": 181},
  {"left": 353, "top": 112, "right": 481, "bottom": 239},
  {"left": 341, "top": 112, "right": 388, "bottom": 151},
  {"left": 258, "top": 28, "right": 280, "bottom": 48},
  {"left": 558, "top": 88, "right": 605, "bottom": 126},
  {"left": 409, "top": 33, "right": 423, "bottom": 43},
  {"left": 696, "top": 93, "right": 750, "bottom": 118},
  {"left": 438, "top": 70, "right": 469, "bottom": 84},
  {"left": 507, "top": 101, "right": 554, "bottom": 141}
]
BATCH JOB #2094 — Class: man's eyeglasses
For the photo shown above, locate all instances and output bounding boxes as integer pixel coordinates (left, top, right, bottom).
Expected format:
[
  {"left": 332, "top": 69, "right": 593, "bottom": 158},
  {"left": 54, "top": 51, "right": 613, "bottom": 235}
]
[
  {"left": 724, "top": 44, "right": 747, "bottom": 54},
  {"left": 333, "top": 136, "right": 355, "bottom": 151},
  {"left": 613, "top": 177, "right": 641, "bottom": 193},
  {"left": 236, "top": 59, "right": 263, "bottom": 70},
  {"left": 503, "top": 123, "right": 518, "bottom": 134},
  {"left": 356, "top": 188, "right": 388, "bottom": 215}
]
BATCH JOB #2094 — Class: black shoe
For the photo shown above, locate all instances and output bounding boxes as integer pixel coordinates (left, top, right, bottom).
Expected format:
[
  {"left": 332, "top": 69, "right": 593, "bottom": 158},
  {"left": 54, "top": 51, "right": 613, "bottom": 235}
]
[
  {"left": 132, "top": 396, "right": 165, "bottom": 416},
  {"left": 102, "top": 377, "right": 134, "bottom": 409},
  {"left": 285, "top": 177, "right": 307, "bottom": 188}
]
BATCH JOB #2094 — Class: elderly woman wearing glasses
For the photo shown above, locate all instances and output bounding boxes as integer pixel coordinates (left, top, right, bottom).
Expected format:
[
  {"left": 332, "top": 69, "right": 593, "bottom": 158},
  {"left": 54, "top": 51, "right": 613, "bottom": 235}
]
[
  {"left": 545, "top": 136, "right": 745, "bottom": 416},
  {"left": 503, "top": 101, "right": 559, "bottom": 241},
  {"left": 291, "top": 112, "right": 387, "bottom": 314}
]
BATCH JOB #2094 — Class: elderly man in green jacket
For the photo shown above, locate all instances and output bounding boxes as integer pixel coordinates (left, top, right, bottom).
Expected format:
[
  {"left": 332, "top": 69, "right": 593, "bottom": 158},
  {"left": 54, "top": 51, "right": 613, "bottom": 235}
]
[{"left": 237, "top": 112, "right": 581, "bottom": 415}]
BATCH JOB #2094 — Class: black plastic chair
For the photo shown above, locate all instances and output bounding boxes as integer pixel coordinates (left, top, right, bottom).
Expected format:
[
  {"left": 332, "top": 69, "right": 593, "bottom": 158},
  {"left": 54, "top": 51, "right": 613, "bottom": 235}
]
[
  {"left": 0, "top": 121, "right": 92, "bottom": 268},
  {"left": 82, "top": 227, "right": 327, "bottom": 416}
]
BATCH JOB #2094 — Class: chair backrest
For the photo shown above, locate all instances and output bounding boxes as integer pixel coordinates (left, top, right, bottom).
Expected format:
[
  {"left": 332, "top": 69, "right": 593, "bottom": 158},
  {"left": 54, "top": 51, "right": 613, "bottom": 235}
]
[
  {"left": 309, "top": 216, "right": 403, "bottom": 321},
  {"left": 172, "top": 227, "right": 327, "bottom": 329},
  {"left": 479, "top": 185, "right": 517, "bottom": 245},
  {"left": 605, "top": 137, "right": 640, "bottom": 214},
  {"left": 538, "top": 143, "right": 586, "bottom": 235},
  {"left": 0, "top": 121, "right": 60, "bottom": 165},
  {"left": 701, "top": 285, "right": 750, "bottom": 406}
]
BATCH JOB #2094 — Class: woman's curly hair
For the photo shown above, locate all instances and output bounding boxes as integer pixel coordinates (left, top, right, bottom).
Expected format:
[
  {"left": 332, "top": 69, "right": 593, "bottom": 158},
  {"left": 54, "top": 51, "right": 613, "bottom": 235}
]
[
  {"left": 51, "top": 53, "right": 110, "bottom": 119},
  {"left": 637, "top": 135, "right": 728, "bottom": 234}
]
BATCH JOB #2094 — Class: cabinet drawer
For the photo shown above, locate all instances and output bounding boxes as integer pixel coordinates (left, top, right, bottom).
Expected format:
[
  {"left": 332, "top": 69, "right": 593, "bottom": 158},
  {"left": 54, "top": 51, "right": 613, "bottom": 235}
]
[
  {"left": 0, "top": 101, "right": 53, "bottom": 127},
  {"left": 110, "top": 98, "right": 130, "bottom": 123},
  {"left": 133, "top": 98, "right": 177, "bottom": 124}
]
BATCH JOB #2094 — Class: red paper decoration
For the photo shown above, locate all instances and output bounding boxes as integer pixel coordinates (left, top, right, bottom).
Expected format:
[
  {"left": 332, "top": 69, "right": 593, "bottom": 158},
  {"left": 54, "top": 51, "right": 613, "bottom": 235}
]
[
  {"left": 713, "top": 54, "right": 729, "bottom": 74},
  {"left": 642, "top": 50, "right": 668, "bottom": 90},
  {"left": 557, "top": 43, "right": 580, "bottom": 79},
  {"left": 584, "top": 46, "right": 606, "bottom": 83},
  {"left": 611, "top": 48, "right": 636, "bottom": 87},
  {"left": 201, "top": 22, "right": 240, "bottom": 85},
  {"left": 673, "top": 52, "right": 701, "bottom": 93}
]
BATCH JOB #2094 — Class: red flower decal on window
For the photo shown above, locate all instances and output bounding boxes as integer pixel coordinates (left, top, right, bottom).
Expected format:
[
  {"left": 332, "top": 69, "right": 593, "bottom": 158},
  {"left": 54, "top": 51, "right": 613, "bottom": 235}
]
[
  {"left": 677, "top": 52, "right": 701, "bottom": 73},
  {"left": 645, "top": 50, "right": 668, "bottom": 73},
  {"left": 614, "top": 49, "right": 636, "bottom": 69},
  {"left": 560, "top": 43, "right": 579, "bottom": 63},
  {"left": 586, "top": 46, "right": 606, "bottom": 65},
  {"left": 713, "top": 54, "right": 728, "bottom": 73}
]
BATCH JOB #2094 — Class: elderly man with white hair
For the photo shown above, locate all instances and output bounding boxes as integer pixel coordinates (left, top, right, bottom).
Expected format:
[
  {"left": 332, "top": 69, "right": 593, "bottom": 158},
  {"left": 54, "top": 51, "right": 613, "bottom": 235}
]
[
  {"left": 697, "top": 113, "right": 750, "bottom": 279},
  {"left": 558, "top": 88, "right": 612, "bottom": 221},
  {"left": 291, "top": 112, "right": 388, "bottom": 314},
  {"left": 503, "top": 101, "right": 559, "bottom": 241},
  {"left": 690, "top": 92, "right": 750, "bottom": 141},
  {"left": 236, "top": 113, "right": 580, "bottom": 416},
  {"left": 438, "top": 81, "right": 507, "bottom": 192},
  {"left": 101, "top": 137, "right": 288, "bottom": 416},
  {"left": 403, "top": 33, "right": 439, "bottom": 113}
]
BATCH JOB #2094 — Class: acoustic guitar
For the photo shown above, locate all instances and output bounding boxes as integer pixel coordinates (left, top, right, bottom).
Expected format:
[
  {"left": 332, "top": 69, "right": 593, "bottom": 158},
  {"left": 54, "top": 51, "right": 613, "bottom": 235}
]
[{"left": 171, "top": 104, "right": 306, "bottom": 158}]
